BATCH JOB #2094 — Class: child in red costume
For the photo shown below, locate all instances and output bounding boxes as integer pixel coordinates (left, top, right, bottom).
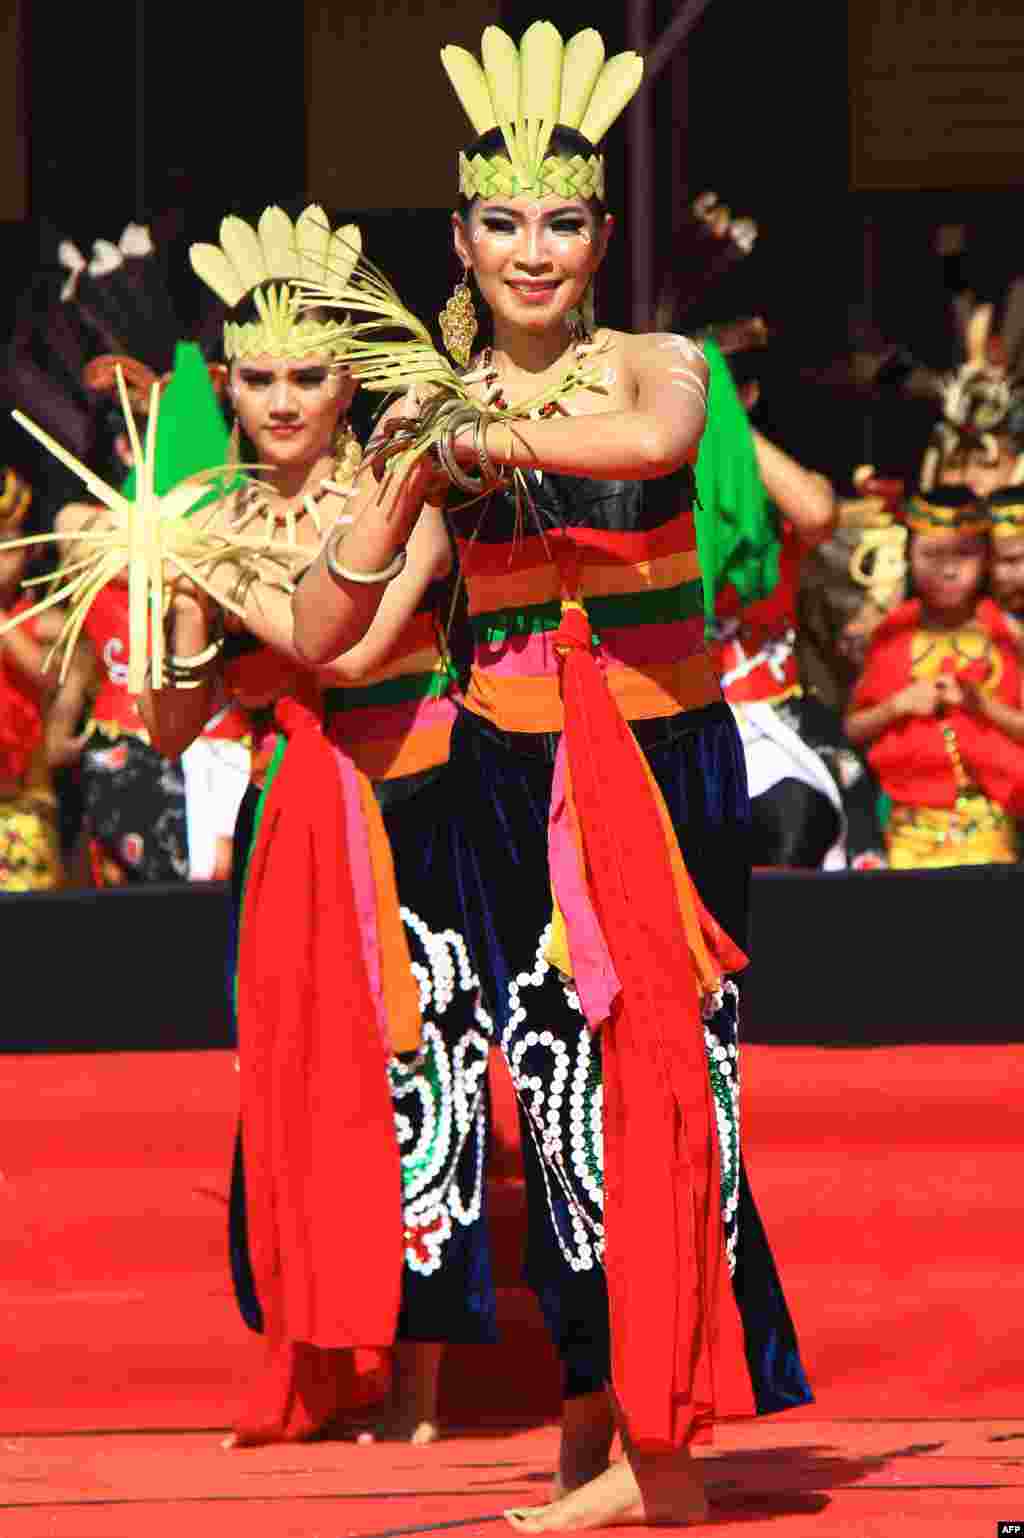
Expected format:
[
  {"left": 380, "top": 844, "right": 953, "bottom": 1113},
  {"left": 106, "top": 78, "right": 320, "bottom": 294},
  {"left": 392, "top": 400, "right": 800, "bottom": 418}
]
[{"left": 847, "top": 487, "right": 1024, "bottom": 867}]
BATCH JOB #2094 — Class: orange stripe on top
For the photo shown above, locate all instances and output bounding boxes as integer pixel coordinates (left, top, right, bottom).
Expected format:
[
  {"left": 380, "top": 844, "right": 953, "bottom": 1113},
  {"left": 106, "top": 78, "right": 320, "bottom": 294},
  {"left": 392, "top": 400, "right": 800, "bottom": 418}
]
[
  {"left": 464, "top": 652, "right": 721, "bottom": 733},
  {"left": 336, "top": 722, "right": 457, "bottom": 781},
  {"left": 467, "top": 547, "right": 701, "bottom": 618}
]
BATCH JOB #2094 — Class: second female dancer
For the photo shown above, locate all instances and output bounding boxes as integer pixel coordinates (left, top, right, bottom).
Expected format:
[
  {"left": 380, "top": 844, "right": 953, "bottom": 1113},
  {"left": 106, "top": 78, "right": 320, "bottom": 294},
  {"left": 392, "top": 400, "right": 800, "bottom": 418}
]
[
  {"left": 143, "top": 206, "right": 495, "bottom": 1446},
  {"left": 294, "top": 21, "right": 811, "bottom": 1531}
]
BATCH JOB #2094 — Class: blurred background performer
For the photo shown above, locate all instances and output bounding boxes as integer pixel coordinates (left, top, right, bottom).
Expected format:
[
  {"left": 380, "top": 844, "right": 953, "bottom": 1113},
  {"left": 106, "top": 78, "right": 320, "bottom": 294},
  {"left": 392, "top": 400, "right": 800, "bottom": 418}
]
[
  {"left": 0, "top": 468, "right": 64, "bottom": 889},
  {"left": 7, "top": 225, "right": 250, "bottom": 884}
]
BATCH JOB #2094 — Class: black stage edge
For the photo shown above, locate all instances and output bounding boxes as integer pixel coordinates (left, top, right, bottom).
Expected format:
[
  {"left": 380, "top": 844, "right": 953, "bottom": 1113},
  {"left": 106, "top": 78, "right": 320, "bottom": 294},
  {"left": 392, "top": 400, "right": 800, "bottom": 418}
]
[
  {"left": 3, "top": 866, "right": 1021, "bottom": 1053},
  {"left": 742, "top": 864, "right": 1020, "bottom": 1044},
  {"left": 2, "top": 881, "right": 234, "bottom": 1054}
]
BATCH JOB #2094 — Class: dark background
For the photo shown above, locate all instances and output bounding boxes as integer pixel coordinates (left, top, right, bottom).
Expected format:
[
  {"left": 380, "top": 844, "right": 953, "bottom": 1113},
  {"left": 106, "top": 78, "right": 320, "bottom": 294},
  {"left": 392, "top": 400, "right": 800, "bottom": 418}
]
[{"left": 4, "top": 1, "right": 1022, "bottom": 493}]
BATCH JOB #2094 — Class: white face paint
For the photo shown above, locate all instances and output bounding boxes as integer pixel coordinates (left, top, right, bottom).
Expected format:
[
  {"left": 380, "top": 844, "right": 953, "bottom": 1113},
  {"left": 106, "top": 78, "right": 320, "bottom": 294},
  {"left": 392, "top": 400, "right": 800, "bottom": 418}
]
[
  {"left": 656, "top": 334, "right": 704, "bottom": 363},
  {"left": 471, "top": 228, "right": 485, "bottom": 245},
  {"left": 656, "top": 335, "right": 707, "bottom": 403}
]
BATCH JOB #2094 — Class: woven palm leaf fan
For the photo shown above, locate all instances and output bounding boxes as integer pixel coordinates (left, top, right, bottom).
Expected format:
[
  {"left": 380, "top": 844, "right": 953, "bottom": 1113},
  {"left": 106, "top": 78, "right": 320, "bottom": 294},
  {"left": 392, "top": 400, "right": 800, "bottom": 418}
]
[{"left": 0, "top": 369, "right": 302, "bottom": 691}]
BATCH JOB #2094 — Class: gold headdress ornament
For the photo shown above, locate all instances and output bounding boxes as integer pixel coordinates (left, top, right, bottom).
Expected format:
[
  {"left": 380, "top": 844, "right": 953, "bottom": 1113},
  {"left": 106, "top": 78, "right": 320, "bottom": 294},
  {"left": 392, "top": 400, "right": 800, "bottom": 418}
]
[
  {"left": 0, "top": 467, "right": 32, "bottom": 528},
  {"left": 442, "top": 21, "right": 643, "bottom": 202},
  {"left": 905, "top": 485, "right": 989, "bottom": 537},
  {"left": 189, "top": 206, "right": 362, "bottom": 360},
  {"left": 987, "top": 485, "right": 1024, "bottom": 540},
  {"left": 920, "top": 301, "right": 1024, "bottom": 490},
  {"left": 843, "top": 467, "right": 908, "bottom": 613}
]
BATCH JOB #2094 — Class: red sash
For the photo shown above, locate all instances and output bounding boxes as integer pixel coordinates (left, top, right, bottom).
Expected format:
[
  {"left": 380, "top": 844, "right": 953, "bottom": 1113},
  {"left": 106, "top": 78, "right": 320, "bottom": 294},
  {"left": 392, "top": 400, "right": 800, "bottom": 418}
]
[
  {"left": 550, "top": 538, "right": 754, "bottom": 1453},
  {"left": 233, "top": 698, "right": 401, "bottom": 1441}
]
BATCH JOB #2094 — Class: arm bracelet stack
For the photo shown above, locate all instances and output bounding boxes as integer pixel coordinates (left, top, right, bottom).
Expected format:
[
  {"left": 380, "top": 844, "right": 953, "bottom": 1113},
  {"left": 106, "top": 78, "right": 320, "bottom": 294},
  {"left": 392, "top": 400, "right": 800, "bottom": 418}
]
[
  {"left": 148, "top": 635, "right": 224, "bottom": 691},
  {"left": 435, "top": 405, "right": 507, "bottom": 496}
]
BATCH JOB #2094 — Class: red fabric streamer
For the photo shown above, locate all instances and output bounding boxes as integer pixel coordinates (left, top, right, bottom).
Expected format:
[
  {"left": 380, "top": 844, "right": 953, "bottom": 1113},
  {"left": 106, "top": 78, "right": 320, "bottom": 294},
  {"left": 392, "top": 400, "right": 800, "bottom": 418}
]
[
  {"left": 233, "top": 697, "right": 401, "bottom": 1442},
  {"left": 551, "top": 549, "right": 754, "bottom": 1454}
]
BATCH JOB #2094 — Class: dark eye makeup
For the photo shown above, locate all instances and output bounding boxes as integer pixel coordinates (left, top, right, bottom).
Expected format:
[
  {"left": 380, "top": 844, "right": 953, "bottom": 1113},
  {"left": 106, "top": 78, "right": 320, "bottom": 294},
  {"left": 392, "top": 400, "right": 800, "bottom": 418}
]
[
  {"left": 477, "top": 210, "right": 589, "bottom": 236},
  {"left": 237, "top": 368, "right": 329, "bottom": 387}
]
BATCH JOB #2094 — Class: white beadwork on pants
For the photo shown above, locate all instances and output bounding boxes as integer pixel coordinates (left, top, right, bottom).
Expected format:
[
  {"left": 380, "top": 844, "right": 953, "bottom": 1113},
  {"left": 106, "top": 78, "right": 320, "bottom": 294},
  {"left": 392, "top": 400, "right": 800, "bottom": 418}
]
[
  {"left": 389, "top": 910, "right": 491, "bottom": 1276},
  {"left": 502, "top": 925, "right": 742, "bottom": 1276}
]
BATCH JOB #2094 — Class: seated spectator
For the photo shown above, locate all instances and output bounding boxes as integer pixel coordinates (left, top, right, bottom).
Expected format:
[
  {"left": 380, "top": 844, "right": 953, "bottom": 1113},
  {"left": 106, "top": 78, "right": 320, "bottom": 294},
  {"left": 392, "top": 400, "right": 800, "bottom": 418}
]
[
  {"left": 989, "top": 487, "right": 1024, "bottom": 620},
  {"left": 846, "top": 489, "right": 1024, "bottom": 868}
]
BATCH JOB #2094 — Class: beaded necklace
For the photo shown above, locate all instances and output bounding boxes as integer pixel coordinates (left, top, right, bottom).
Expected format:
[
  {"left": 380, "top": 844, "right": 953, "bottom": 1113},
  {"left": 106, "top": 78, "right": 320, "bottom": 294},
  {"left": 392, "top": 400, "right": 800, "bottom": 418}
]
[
  {"left": 230, "top": 422, "right": 362, "bottom": 545},
  {"left": 478, "top": 332, "right": 595, "bottom": 418}
]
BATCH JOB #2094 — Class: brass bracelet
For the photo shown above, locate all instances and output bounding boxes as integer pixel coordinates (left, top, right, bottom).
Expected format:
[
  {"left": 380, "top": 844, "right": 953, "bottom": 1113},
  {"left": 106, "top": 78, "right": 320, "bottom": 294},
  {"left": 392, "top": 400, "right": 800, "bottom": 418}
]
[
  {"left": 473, "top": 414, "right": 506, "bottom": 488},
  {"left": 149, "top": 635, "right": 224, "bottom": 691},
  {"left": 324, "top": 521, "right": 407, "bottom": 586},
  {"left": 438, "top": 405, "right": 492, "bottom": 495}
]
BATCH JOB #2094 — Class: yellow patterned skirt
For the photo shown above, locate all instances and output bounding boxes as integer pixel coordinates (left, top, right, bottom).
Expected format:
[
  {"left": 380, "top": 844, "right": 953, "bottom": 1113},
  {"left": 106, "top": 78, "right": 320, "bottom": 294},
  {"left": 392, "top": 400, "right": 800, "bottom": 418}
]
[
  {"left": 0, "top": 795, "right": 63, "bottom": 891},
  {"left": 886, "top": 792, "right": 1018, "bottom": 869}
]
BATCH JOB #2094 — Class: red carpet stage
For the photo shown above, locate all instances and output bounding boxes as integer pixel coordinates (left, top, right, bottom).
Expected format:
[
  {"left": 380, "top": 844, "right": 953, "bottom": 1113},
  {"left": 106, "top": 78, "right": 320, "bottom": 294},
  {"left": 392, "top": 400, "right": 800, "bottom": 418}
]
[{"left": 2, "top": 1044, "right": 1023, "bottom": 1533}]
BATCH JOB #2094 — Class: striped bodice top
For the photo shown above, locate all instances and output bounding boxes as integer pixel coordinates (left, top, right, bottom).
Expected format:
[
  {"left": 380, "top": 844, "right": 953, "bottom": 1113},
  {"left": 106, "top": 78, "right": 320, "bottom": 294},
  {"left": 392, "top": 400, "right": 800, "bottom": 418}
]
[
  {"left": 448, "top": 468, "right": 721, "bottom": 733},
  {"left": 323, "top": 583, "right": 458, "bottom": 780}
]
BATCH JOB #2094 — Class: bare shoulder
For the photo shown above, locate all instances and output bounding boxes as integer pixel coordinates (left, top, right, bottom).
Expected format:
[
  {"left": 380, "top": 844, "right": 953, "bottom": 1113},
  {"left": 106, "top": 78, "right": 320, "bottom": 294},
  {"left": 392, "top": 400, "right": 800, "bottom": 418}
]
[
  {"left": 618, "top": 330, "right": 708, "bottom": 389},
  {"left": 636, "top": 330, "right": 708, "bottom": 368}
]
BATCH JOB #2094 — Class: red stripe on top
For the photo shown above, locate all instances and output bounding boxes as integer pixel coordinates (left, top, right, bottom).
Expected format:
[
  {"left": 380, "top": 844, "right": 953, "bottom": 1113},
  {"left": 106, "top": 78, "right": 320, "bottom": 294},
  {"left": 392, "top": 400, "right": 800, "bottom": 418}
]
[{"left": 456, "top": 512, "right": 697, "bottom": 577}]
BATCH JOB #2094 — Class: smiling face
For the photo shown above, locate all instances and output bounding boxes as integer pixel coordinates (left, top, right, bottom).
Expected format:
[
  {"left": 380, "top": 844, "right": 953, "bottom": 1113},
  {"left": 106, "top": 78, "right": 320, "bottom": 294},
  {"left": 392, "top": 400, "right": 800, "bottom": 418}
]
[
  {"left": 452, "top": 194, "right": 611, "bottom": 337},
  {"left": 228, "top": 354, "right": 355, "bottom": 471}
]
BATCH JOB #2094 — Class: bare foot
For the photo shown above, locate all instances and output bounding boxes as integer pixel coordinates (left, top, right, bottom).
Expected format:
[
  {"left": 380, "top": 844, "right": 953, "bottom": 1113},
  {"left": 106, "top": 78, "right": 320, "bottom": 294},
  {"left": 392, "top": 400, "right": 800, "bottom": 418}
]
[
  {"left": 504, "top": 1451, "right": 707, "bottom": 1532},
  {"left": 356, "top": 1341, "right": 442, "bottom": 1447},
  {"left": 356, "top": 1415, "right": 441, "bottom": 1446},
  {"left": 552, "top": 1390, "right": 616, "bottom": 1499}
]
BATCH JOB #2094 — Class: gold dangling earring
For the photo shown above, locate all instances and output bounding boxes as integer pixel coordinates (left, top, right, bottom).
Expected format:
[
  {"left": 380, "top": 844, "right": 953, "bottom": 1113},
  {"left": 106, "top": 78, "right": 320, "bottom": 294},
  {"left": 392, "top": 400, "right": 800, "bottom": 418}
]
[
  {"left": 332, "top": 419, "right": 360, "bottom": 487},
  {"left": 228, "top": 416, "right": 241, "bottom": 467},
  {"left": 439, "top": 267, "right": 478, "bottom": 368}
]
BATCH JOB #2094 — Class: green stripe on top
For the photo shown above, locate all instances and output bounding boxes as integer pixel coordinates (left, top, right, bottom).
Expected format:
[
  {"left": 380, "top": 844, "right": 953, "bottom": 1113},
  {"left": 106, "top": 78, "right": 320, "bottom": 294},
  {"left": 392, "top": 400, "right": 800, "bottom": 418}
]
[
  {"left": 471, "top": 576, "right": 706, "bottom": 644},
  {"left": 323, "top": 668, "right": 451, "bottom": 714}
]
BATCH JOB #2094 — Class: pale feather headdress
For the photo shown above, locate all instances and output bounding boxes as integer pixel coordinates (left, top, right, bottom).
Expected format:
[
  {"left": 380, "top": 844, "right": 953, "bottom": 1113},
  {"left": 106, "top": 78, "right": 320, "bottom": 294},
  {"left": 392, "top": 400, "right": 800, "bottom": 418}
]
[
  {"left": 189, "top": 206, "right": 362, "bottom": 360},
  {"left": 442, "top": 21, "right": 643, "bottom": 202},
  {"left": 920, "top": 299, "right": 1024, "bottom": 491}
]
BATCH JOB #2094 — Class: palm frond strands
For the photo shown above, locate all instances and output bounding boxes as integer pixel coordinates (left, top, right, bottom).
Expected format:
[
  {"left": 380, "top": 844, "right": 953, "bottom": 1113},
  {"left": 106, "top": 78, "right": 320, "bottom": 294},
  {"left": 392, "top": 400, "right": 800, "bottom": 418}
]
[{"left": 2, "top": 370, "right": 303, "bottom": 691}]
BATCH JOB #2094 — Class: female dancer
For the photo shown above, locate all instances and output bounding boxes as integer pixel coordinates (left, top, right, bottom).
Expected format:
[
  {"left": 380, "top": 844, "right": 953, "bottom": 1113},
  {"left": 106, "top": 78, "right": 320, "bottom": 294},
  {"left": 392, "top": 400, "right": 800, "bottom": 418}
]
[
  {"left": 143, "top": 206, "right": 494, "bottom": 1446},
  {"left": 295, "top": 22, "right": 811, "bottom": 1529}
]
